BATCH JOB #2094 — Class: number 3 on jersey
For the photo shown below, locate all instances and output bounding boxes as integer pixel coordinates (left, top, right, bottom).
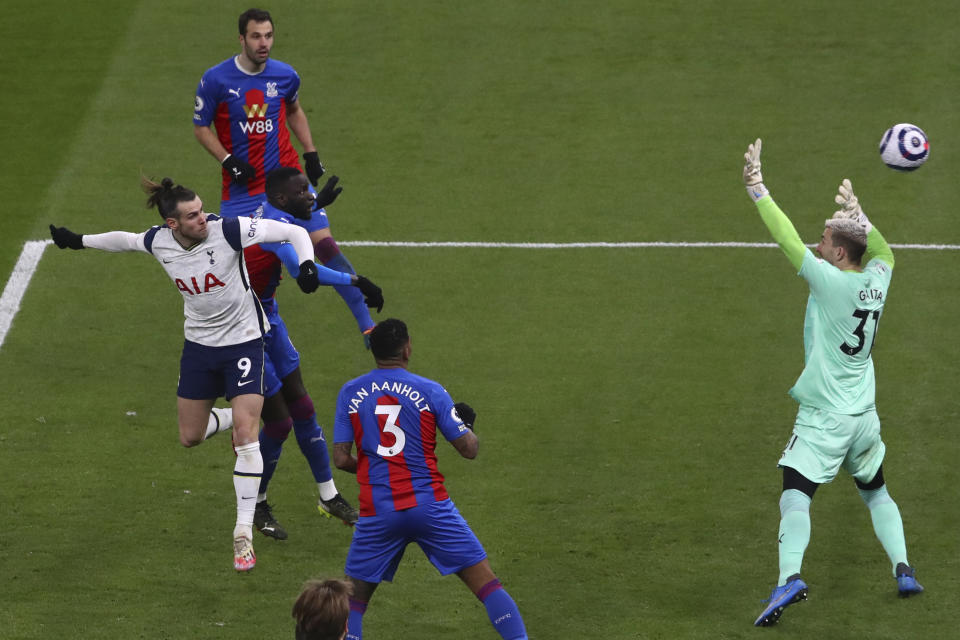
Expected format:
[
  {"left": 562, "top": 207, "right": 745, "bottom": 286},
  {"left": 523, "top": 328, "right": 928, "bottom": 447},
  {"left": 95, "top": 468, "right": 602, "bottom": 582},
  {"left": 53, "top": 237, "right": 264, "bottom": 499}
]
[
  {"left": 375, "top": 404, "right": 406, "bottom": 457},
  {"left": 840, "top": 309, "right": 880, "bottom": 356}
]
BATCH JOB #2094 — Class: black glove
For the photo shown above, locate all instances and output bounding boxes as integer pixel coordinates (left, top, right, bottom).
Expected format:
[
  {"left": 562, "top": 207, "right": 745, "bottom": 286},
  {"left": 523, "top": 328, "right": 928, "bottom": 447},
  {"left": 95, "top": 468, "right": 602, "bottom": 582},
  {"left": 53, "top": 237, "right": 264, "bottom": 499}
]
[
  {"left": 354, "top": 275, "right": 384, "bottom": 312},
  {"left": 454, "top": 402, "right": 476, "bottom": 431},
  {"left": 303, "top": 151, "right": 325, "bottom": 186},
  {"left": 296, "top": 260, "right": 320, "bottom": 293},
  {"left": 222, "top": 154, "right": 256, "bottom": 184},
  {"left": 313, "top": 175, "right": 343, "bottom": 210},
  {"left": 49, "top": 224, "right": 84, "bottom": 250}
]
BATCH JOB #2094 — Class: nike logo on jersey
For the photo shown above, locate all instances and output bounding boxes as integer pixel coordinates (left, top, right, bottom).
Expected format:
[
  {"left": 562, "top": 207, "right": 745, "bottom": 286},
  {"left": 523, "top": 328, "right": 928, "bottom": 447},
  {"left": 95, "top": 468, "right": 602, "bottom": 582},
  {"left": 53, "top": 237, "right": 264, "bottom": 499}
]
[
  {"left": 238, "top": 379, "right": 254, "bottom": 387},
  {"left": 228, "top": 87, "right": 241, "bottom": 98}
]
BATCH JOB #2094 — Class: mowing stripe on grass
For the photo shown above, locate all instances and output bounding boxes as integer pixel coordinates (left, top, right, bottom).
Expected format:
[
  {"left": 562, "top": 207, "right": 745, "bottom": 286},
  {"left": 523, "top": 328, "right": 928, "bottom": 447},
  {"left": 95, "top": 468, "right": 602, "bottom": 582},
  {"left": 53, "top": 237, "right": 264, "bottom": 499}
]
[
  {"left": 2, "top": 238, "right": 956, "bottom": 350},
  {"left": 0, "top": 240, "right": 52, "bottom": 351}
]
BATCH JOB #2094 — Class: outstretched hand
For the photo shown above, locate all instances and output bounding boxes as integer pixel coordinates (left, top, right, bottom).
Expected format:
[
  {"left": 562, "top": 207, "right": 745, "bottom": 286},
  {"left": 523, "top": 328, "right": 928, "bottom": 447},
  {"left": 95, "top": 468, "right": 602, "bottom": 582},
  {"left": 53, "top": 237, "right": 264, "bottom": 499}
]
[
  {"left": 49, "top": 224, "right": 84, "bottom": 250},
  {"left": 354, "top": 275, "right": 384, "bottom": 312},
  {"left": 313, "top": 175, "right": 343, "bottom": 210}
]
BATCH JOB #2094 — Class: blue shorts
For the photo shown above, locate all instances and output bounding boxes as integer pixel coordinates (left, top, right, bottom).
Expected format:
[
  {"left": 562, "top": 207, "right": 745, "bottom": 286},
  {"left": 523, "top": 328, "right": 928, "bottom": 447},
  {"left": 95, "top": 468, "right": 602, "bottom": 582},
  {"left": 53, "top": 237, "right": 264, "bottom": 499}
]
[
  {"left": 261, "top": 301, "right": 301, "bottom": 398},
  {"left": 345, "top": 499, "right": 487, "bottom": 584},
  {"left": 177, "top": 338, "right": 264, "bottom": 400}
]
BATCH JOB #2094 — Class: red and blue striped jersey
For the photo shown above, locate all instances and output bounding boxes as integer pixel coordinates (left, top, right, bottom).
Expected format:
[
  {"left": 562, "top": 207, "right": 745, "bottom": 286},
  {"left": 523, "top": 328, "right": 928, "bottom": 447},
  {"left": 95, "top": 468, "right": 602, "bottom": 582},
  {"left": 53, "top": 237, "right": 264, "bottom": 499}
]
[
  {"left": 334, "top": 368, "right": 471, "bottom": 517},
  {"left": 194, "top": 56, "right": 303, "bottom": 214}
]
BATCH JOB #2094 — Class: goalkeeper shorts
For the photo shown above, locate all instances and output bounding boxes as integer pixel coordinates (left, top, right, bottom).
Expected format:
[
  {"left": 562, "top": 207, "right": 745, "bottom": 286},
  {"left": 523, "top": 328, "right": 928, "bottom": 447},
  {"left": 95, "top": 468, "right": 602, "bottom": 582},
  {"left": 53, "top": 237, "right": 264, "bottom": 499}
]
[{"left": 777, "top": 405, "right": 886, "bottom": 485}]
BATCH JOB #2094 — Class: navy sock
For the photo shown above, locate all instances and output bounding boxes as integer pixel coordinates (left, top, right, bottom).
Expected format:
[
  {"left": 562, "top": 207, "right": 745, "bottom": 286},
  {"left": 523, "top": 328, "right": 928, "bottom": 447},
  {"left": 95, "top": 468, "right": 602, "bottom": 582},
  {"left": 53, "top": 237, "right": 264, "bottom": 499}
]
[
  {"left": 288, "top": 395, "right": 334, "bottom": 484},
  {"left": 258, "top": 418, "right": 291, "bottom": 496},
  {"left": 477, "top": 579, "right": 527, "bottom": 640}
]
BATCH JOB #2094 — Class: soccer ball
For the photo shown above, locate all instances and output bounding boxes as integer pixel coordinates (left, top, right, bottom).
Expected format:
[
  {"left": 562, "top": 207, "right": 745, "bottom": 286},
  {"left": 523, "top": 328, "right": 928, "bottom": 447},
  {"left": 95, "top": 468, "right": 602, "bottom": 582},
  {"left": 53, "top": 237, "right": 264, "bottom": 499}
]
[{"left": 878, "top": 123, "right": 929, "bottom": 171}]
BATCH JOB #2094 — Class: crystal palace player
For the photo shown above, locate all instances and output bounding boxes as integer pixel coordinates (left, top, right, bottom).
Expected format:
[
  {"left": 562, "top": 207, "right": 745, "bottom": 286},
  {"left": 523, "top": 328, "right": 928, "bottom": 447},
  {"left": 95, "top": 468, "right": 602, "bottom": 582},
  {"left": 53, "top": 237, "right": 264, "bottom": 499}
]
[
  {"left": 193, "top": 8, "right": 375, "bottom": 345},
  {"left": 332, "top": 319, "right": 528, "bottom": 640},
  {"left": 49, "top": 176, "right": 323, "bottom": 572},
  {"left": 244, "top": 167, "right": 384, "bottom": 537}
]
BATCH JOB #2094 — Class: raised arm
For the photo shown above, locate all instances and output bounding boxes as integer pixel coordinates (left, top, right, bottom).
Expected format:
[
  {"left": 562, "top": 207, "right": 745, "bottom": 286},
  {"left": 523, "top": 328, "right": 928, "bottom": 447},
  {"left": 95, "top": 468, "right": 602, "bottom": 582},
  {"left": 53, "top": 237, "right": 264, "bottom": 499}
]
[
  {"left": 831, "top": 179, "right": 894, "bottom": 269},
  {"left": 268, "top": 242, "right": 384, "bottom": 310},
  {"left": 241, "top": 218, "right": 320, "bottom": 292},
  {"left": 49, "top": 225, "right": 146, "bottom": 253},
  {"left": 742, "top": 139, "right": 807, "bottom": 271}
]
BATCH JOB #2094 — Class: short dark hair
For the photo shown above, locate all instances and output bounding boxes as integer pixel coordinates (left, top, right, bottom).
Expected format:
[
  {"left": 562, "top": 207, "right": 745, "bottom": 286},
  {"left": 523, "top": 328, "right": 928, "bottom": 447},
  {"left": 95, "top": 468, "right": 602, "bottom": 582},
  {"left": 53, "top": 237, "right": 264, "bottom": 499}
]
[
  {"left": 292, "top": 579, "right": 351, "bottom": 640},
  {"left": 239, "top": 8, "right": 272, "bottom": 36},
  {"left": 141, "top": 176, "right": 197, "bottom": 220},
  {"left": 265, "top": 166, "right": 304, "bottom": 199},
  {"left": 369, "top": 319, "right": 409, "bottom": 361}
]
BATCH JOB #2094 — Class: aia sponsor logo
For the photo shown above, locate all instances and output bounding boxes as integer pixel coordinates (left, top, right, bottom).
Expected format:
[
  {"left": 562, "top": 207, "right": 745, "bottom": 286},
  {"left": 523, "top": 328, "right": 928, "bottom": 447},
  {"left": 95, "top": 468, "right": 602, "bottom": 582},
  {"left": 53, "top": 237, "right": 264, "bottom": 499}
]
[{"left": 175, "top": 273, "right": 226, "bottom": 295}]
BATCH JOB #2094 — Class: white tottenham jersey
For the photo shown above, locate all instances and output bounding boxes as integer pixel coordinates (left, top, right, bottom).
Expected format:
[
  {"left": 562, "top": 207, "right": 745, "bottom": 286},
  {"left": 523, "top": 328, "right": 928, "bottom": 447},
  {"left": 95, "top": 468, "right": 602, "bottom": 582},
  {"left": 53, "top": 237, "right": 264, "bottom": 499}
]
[{"left": 83, "top": 215, "right": 311, "bottom": 347}]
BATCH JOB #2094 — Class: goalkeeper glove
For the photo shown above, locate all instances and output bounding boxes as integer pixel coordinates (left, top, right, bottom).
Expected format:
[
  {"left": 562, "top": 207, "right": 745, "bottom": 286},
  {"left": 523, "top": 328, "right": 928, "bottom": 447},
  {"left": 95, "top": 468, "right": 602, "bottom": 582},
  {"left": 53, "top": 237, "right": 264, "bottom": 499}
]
[
  {"left": 222, "top": 154, "right": 256, "bottom": 184},
  {"left": 454, "top": 402, "right": 476, "bottom": 431},
  {"left": 832, "top": 178, "right": 872, "bottom": 233},
  {"left": 303, "top": 151, "right": 325, "bottom": 186},
  {"left": 49, "top": 224, "right": 84, "bottom": 250},
  {"left": 296, "top": 260, "right": 321, "bottom": 293},
  {"left": 743, "top": 138, "right": 769, "bottom": 202},
  {"left": 354, "top": 275, "right": 384, "bottom": 312},
  {"left": 313, "top": 175, "right": 343, "bottom": 210}
]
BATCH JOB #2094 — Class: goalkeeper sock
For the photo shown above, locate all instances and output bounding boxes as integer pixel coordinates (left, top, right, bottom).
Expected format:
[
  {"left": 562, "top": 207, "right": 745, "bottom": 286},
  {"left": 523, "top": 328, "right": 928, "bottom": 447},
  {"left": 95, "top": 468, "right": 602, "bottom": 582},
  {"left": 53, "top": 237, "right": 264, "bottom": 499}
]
[
  {"left": 258, "top": 417, "right": 292, "bottom": 497},
  {"left": 858, "top": 485, "right": 908, "bottom": 575},
  {"left": 233, "top": 441, "right": 263, "bottom": 539},
  {"left": 777, "top": 489, "right": 812, "bottom": 585},
  {"left": 204, "top": 407, "right": 233, "bottom": 440},
  {"left": 316, "top": 237, "right": 375, "bottom": 333},
  {"left": 347, "top": 599, "right": 367, "bottom": 640},
  {"left": 477, "top": 579, "right": 528, "bottom": 640}
]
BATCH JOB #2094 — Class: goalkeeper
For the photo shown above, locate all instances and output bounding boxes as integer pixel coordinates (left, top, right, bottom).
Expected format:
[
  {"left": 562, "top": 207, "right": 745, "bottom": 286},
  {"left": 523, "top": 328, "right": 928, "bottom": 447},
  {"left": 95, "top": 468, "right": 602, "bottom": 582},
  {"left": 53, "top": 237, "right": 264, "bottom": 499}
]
[{"left": 742, "top": 140, "right": 924, "bottom": 628}]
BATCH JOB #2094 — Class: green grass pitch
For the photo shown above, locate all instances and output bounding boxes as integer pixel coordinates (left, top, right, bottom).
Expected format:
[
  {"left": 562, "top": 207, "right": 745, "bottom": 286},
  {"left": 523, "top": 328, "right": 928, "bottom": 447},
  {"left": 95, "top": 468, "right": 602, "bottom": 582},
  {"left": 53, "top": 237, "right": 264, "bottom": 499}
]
[{"left": 2, "top": 1, "right": 958, "bottom": 638}]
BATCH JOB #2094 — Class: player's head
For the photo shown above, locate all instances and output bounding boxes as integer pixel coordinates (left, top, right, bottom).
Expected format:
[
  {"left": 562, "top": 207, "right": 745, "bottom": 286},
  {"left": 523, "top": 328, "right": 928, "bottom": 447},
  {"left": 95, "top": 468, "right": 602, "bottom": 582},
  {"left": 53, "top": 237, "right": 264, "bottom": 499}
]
[
  {"left": 820, "top": 218, "right": 867, "bottom": 266},
  {"left": 291, "top": 578, "right": 351, "bottom": 640},
  {"left": 142, "top": 176, "right": 207, "bottom": 242},
  {"left": 266, "top": 167, "right": 314, "bottom": 219},
  {"left": 369, "top": 318, "right": 411, "bottom": 365},
  {"left": 238, "top": 8, "right": 274, "bottom": 67}
]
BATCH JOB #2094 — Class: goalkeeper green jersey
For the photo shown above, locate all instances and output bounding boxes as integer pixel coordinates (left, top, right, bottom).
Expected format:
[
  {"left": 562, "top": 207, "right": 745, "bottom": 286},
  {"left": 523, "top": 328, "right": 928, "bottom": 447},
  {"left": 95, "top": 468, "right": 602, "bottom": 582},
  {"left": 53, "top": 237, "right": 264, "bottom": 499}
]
[
  {"left": 755, "top": 195, "right": 895, "bottom": 415},
  {"left": 791, "top": 251, "right": 892, "bottom": 413}
]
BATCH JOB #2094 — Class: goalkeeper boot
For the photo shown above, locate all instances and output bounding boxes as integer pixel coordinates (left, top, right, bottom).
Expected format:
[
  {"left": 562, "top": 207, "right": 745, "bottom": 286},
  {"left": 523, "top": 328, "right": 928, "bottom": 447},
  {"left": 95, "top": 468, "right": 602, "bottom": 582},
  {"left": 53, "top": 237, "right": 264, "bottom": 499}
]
[
  {"left": 233, "top": 535, "right": 256, "bottom": 572},
  {"left": 896, "top": 563, "right": 924, "bottom": 597},
  {"left": 254, "top": 500, "right": 288, "bottom": 540},
  {"left": 754, "top": 574, "right": 807, "bottom": 627},
  {"left": 319, "top": 493, "right": 358, "bottom": 525}
]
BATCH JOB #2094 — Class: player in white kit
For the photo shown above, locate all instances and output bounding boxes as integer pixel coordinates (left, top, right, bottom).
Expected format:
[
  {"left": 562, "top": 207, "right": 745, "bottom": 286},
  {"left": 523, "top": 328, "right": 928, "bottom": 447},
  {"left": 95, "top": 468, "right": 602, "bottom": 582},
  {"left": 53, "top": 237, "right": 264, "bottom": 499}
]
[{"left": 49, "top": 176, "right": 323, "bottom": 571}]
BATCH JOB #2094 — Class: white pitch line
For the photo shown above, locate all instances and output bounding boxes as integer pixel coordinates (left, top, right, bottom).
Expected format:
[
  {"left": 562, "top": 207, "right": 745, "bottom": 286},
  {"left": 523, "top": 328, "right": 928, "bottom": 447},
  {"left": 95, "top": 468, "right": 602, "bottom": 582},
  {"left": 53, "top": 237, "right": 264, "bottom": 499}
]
[
  {"left": 0, "top": 240, "right": 53, "bottom": 351},
  {"left": 2, "top": 238, "right": 958, "bottom": 351},
  {"left": 339, "top": 240, "right": 960, "bottom": 250}
]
